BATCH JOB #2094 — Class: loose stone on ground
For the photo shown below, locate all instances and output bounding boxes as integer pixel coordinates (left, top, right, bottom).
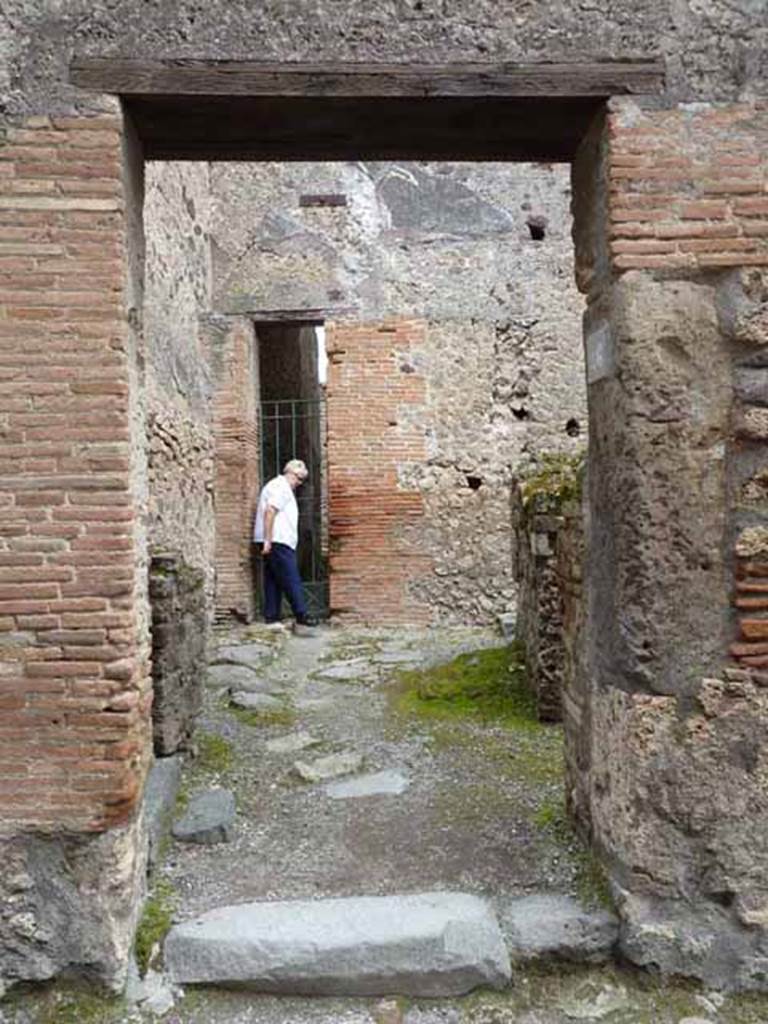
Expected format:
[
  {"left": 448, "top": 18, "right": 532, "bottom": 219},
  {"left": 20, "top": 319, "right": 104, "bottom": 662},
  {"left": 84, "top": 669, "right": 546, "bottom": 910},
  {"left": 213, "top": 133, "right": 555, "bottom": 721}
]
[
  {"left": 212, "top": 643, "right": 274, "bottom": 668},
  {"left": 294, "top": 752, "right": 363, "bottom": 782},
  {"left": 266, "top": 731, "right": 321, "bottom": 754},
  {"left": 500, "top": 894, "right": 618, "bottom": 964},
  {"left": 172, "top": 788, "right": 236, "bottom": 844},
  {"left": 325, "top": 770, "right": 410, "bottom": 799},
  {"left": 230, "top": 691, "right": 285, "bottom": 713},
  {"left": 164, "top": 891, "right": 511, "bottom": 996},
  {"left": 207, "top": 664, "right": 265, "bottom": 691}
]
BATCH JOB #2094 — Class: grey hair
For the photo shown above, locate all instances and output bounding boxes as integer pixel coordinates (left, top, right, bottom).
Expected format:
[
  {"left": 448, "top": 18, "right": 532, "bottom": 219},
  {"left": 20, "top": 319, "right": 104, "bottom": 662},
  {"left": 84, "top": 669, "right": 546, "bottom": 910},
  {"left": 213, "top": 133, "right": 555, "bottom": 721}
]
[{"left": 283, "top": 459, "right": 308, "bottom": 478}]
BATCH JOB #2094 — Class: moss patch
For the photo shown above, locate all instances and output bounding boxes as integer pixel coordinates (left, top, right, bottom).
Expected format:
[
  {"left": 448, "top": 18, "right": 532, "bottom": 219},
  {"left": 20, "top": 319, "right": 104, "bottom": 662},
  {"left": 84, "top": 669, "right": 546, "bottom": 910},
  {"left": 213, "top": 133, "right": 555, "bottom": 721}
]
[
  {"left": 134, "top": 876, "right": 176, "bottom": 976},
  {"left": 196, "top": 731, "right": 233, "bottom": 774},
  {"left": 230, "top": 703, "right": 296, "bottom": 728},
  {"left": 2, "top": 987, "right": 122, "bottom": 1024},
  {"left": 394, "top": 642, "right": 537, "bottom": 728},
  {"left": 519, "top": 450, "right": 585, "bottom": 511}
]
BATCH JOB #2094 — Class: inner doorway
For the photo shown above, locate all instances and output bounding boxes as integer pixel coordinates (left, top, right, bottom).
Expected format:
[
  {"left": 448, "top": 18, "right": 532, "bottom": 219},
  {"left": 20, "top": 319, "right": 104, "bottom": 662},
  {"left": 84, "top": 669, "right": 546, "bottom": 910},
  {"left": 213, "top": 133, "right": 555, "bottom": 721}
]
[{"left": 255, "top": 321, "right": 329, "bottom": 619}]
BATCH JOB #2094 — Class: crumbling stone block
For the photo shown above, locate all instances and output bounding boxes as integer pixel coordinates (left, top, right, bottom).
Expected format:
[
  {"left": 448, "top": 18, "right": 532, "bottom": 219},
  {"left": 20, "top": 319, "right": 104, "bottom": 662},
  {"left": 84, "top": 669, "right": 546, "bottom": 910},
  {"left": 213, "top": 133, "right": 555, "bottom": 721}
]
[{"left": 149, "top": 554, "right": 207, "bottom": 756}]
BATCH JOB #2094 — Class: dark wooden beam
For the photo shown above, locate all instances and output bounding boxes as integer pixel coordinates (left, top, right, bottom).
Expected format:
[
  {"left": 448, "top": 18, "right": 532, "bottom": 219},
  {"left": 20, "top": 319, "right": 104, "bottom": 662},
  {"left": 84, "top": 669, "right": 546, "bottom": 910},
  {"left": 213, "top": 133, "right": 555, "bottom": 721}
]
[
  {"left": 126, "top": 94, "right": 604, "bottom": 162},
  {"left": 70, "top": 58, "right": 664, "bottom": 99}
]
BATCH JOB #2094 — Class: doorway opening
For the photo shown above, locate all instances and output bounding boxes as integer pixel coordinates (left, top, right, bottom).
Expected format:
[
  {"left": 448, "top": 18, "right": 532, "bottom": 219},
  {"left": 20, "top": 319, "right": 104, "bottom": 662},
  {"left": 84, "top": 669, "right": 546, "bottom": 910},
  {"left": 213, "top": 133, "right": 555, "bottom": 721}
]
[{"left": 255, "top": 321, "right": 329, "bottom": 619}]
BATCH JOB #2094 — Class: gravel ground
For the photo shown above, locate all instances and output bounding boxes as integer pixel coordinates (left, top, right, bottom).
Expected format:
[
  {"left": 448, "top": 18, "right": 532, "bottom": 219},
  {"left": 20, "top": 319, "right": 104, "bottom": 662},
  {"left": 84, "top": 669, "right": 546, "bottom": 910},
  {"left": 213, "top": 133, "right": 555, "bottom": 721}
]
[
  {"left": 4, "top": 623, "right": 768, "bottom": 1022},
  {"left": 164, "top": 621, "right": 579, "bottom": 918}
]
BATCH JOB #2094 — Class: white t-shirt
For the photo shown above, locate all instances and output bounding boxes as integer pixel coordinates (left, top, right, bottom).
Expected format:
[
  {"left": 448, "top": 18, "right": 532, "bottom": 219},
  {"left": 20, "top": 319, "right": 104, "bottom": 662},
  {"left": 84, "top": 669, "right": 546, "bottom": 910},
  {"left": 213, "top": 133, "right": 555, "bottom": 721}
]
[{"left": 253, "top": 475, "right": 299, "bottom": 549}]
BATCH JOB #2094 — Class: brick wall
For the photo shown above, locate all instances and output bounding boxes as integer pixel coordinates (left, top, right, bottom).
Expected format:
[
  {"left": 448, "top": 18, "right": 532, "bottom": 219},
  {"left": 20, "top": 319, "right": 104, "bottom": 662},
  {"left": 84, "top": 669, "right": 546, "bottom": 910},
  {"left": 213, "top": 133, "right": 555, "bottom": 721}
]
[
  {"left": 608, "top": 102, "right": 768, "bottom": 273},
  {"left": 326, "top": 319, "right": 432, "bottom": 625},
  {"left": 207, "top": 317, "right": 259, "bottom": 620},
  {"left": 0, "top": 113, "right": 150, "bottom": 832}
]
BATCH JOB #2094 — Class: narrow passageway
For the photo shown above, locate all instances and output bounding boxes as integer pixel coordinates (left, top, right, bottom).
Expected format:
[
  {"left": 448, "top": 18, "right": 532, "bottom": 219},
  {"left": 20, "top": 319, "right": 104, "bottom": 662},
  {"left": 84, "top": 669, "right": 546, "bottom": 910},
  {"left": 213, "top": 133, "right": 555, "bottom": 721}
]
[{"left": 166, "top": 621, "right": 581, "bottom": 916}]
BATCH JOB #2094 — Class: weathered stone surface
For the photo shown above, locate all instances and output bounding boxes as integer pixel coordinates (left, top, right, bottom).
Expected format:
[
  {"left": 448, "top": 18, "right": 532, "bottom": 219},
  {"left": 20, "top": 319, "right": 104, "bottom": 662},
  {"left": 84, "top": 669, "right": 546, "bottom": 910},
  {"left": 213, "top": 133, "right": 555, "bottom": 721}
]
[
  {"left": 149, "top": 555, "right": 207, "bottom": 755},
  {"left": 499, "top": 895, "right": 618, "bottom": 964},
  {"left": 125, "top": 963, "right": 175, "bottom": 1014},
  {"left": 266, "top": 731, "right": 321, "bottom": 754},
  {"left": 316, "top": 659, "right": 377, "bottom": 681},
  {"left": 172, "top": 789, "right": 236, "bottom": 845},
  {"left": 207, "top": 664, "right": 264, "bottom": 690},
  {"left": 372, "top": 651, "right": 422, "bottom": 665},
  {"left": 229, "top": 691, "right": 284, "bottom": 713},
  {"left": 324, "top": 770, "right": 410, "bottom": 799},
  {"left": 590, "top": 680, "right": 768, "bottom": 990},
  {"left": 143, "top": 755, "right": 183, "bottom": 870},
  {"left": 213, "top": 643, "right": 274, "bottom": 668},
  {"left": 164, "top": 892, "right": 511, "bottom": 995},
  {"left": 0, "top": 814, "right": 147, "bottom": 994},
  {"left": 559, "top": 982, "right": 631, "bottom": 1020},
  {"left": 294, "top": 753, "right": 363, "bottom": 783}
]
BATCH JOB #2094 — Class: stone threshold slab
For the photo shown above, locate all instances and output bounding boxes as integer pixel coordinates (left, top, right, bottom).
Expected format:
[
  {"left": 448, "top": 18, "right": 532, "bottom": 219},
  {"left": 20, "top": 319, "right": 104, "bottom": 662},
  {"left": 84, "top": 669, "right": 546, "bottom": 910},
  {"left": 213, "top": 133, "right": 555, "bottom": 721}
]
[{"left": 165, "top": 891, "right": 511, "bottom": 996}]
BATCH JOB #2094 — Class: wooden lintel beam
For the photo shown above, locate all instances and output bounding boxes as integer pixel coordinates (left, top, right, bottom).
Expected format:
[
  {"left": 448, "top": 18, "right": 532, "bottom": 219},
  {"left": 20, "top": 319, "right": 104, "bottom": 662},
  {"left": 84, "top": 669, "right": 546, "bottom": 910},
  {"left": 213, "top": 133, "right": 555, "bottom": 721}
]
[{"left": 70, "top": 58, "right": 665, "bottom": 98}]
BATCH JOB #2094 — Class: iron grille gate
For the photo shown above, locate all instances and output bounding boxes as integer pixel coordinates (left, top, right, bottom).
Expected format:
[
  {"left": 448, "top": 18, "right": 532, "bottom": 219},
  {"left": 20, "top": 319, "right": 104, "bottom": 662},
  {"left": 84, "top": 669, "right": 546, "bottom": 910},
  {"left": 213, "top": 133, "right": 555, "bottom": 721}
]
[{"left": 258, "top": 398, "right": 329, "bottom": 618}]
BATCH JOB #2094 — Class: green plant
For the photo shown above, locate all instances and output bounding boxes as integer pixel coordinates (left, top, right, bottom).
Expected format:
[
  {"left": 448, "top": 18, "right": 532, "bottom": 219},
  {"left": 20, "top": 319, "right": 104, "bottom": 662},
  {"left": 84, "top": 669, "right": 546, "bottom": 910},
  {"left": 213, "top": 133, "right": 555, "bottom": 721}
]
[
  {"left": 395, "top": 642, "right": 538, "bottom": 728},
  {"left": 134, "top": 877, "right": 176, "bottom": 976},
  {"left": 196, "top": 731, "right": 233, "bottom": 773},
  {"left": 230, "top": 704, "right": 295, "bottom": 728},
  {"left": 519, "top": 450, "right": 586, "bottom": 511}
]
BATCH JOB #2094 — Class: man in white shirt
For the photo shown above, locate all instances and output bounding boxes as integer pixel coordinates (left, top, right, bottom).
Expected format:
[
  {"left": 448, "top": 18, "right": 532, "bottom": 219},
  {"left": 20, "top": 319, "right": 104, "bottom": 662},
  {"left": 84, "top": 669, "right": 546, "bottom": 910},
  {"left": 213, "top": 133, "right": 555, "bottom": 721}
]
[{"left": 254, "top": 459, "right": 316, "bottom": 627}]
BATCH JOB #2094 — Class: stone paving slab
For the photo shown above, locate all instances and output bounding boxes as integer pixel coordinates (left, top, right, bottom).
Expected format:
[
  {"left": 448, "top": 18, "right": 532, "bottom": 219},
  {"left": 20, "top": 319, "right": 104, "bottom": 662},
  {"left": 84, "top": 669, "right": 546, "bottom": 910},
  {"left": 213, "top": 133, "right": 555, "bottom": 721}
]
[
  {"left": 164, "top": 892, "right": 511, "bottom": 996},
  {"left": 325, "top": 770, "right": 410, "bottom": 799}
]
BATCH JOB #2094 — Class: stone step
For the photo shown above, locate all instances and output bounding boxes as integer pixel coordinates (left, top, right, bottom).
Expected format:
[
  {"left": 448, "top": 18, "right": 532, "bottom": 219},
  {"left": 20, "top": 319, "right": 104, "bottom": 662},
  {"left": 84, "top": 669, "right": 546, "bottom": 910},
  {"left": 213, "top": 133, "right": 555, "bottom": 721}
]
[{"left": 164, "top": 891, "right": 511, "bottom": 997}]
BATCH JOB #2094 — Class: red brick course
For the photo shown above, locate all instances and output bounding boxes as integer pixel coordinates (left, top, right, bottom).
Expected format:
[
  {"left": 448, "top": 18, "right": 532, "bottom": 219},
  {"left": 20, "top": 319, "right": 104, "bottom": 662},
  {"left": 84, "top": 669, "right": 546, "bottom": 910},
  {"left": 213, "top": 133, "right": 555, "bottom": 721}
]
[
  {"left": 326, "top": 319, "right": 433, "bottom": 625},
  {"left": 0, "top": 114, "right": 150, "bottom": 832},
  {"left": 608, "top": 103, "right": 768, "bottom": 272}
]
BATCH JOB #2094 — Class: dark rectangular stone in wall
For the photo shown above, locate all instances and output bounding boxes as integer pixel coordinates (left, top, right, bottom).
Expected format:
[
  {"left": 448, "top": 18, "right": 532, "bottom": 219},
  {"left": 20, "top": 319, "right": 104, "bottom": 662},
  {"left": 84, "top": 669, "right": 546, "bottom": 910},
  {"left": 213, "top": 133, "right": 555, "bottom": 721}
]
[
  {"left": 149, "top": 554, "right": 207, "bottom": 755},
  {"left": 299, "top": 194, "right": 348, "bottom": 208}
]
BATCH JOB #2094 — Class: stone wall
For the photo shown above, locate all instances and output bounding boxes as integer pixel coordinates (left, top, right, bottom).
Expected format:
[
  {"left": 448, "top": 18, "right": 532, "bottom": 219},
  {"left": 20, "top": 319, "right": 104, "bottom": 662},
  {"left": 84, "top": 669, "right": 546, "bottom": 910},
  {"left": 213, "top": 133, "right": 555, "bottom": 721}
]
[
  {"left": 143, "top": 161, "right": 215, "bottom": 608},
  {"left": 148, "top": 554, "right": 206, "bottom": 756},
  {"left": 210, "top": 160, "right": 587, "bottom": 623},
  {"left": 571, "top": 101, "right": 768, "bottom": 987},
  {"left": 2, "top": 0, "right": 768, "bottom": 994},
  {"left": 512, "top": 458, "right": 585, "bottom": 723},
  {"left": 0, "top": 109, "right": 151, "bottom": 990}
]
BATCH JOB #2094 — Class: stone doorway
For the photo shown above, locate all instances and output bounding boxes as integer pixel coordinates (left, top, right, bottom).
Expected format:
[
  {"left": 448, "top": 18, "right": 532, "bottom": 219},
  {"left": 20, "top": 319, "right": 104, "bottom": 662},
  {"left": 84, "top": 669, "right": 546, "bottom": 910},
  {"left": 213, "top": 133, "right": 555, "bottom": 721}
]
[
  {"left": 255, "top": 321, "right": 329, "bottom": 620},
  {"left": 3, "top": 52, "right": 768, "bottom": 999}
]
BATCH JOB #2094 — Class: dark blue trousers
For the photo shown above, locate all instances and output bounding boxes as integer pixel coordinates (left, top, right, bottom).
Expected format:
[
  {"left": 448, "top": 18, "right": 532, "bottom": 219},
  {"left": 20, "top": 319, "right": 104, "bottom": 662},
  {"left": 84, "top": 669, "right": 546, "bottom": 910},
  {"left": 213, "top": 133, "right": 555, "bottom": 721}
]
[{"left": 263, "top": 542, "right": 308, "bottom": 622}]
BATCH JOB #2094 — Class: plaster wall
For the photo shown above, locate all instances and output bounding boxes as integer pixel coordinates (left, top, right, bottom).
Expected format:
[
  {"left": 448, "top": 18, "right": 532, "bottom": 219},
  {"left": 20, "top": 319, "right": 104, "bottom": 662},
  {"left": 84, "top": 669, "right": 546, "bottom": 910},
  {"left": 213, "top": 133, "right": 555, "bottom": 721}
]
[
  {"left": 211, "top": 160, "right": 587, "bottom": 622},
  {"left": 142, "top": 161, "right": 215, "bottom": 608}
]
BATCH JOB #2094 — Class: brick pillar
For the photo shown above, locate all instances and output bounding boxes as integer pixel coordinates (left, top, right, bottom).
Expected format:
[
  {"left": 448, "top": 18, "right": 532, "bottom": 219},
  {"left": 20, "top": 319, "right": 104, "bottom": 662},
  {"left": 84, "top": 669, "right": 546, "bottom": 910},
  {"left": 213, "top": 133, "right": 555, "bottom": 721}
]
[
  {"left": 206, "top": 316, "right": 259, "bottom": 621},
  {"left": 0, "top": 110, "right": 149, "bottom": 989},
  {"left": 325, "top": 319, "right": 433, "bottom": 625},
  {"left": 572, "top": 100, "right": 768, "bottom": 987}
]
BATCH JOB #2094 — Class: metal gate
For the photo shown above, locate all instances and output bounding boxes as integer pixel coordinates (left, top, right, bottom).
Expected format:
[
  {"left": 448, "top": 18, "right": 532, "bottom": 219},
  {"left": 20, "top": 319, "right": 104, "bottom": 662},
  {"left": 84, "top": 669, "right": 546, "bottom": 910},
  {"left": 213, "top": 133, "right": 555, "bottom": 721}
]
[{"left": 259, "top": 398, "right": 329, "bottom": 618}]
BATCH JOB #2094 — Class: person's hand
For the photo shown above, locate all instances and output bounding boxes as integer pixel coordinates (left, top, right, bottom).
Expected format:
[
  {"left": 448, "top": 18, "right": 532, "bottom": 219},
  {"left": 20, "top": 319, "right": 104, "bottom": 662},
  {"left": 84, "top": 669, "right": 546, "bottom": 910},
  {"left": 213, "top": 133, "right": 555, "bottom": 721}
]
[{"left": 263, "top": 540, "right": 272, "bottom": 555}]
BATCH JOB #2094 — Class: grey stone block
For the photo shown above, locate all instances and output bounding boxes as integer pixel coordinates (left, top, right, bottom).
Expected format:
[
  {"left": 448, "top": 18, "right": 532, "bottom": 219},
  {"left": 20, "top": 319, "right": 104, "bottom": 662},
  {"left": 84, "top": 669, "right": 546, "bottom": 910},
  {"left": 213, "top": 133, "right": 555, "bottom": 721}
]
[
  {"left": 325, "top": 770, "right": 410, "bottom": 799},
  {"left": 229, "top": 691, "right": 284, "bottom": 712},
  {"left": 143, "top": 755, "right": 183, "bottom": 870},
  {"left": 266, "top": 731, "right": 321, "bottom": 754},
  {"left": 213, "top": 642, "right": 273, "bottom": 668},
  {"left": 165, "top": 892, "right": 511, "bottom": 995},
  {"left": 500, "top": 895, "right": 618, "bottom": 964},
  {"left": 172, "top": 789, "right": 236, "bottom": 845},
  {"left": 206, "top": 664, "right": 262, "bottom": 690},
  {"left": 294, "top": 752, "right": 362, "bottom": 782}
]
